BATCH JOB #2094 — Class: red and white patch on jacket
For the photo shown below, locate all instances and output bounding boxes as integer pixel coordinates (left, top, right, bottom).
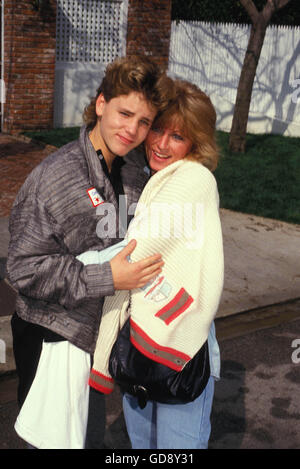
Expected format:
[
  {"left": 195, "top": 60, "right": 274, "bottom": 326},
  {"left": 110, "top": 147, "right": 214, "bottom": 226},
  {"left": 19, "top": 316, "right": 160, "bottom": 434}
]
[
  {"left": 155, "top": 288, "right": 194, "bottom": 325},
  {"left": 87, "top": 187, "right": 104, "bottom": 207}
]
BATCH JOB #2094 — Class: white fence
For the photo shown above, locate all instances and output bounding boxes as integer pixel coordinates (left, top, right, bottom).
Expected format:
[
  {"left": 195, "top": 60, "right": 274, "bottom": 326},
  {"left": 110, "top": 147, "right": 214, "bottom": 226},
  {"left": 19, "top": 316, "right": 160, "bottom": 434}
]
[
  {"left": 54, "top": 0, "right": 128, "bottom": 127},
  {"left": 169, "top": 21, "right": 300, "bottom": 136}
]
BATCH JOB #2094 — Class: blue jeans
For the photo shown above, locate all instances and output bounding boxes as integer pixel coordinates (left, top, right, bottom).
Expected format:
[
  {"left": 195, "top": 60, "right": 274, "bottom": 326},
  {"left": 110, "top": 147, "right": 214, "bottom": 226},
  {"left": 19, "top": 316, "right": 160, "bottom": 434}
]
[{"left": 122, "top": 376, "right": 215, "bottom": 449}]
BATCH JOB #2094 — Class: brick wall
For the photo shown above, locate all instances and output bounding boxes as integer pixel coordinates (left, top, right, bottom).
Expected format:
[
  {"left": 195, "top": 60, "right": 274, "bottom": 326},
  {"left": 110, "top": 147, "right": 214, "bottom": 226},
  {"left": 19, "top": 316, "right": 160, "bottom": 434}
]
[
  {"left": 126, "top": 0, "right": 172, "bottom": 69},
  {"left": 2, "top": 0, "right": 171, "bottom": 133},
  {"left": 3, "top": 0, "right": 57, "bottom": 133}
]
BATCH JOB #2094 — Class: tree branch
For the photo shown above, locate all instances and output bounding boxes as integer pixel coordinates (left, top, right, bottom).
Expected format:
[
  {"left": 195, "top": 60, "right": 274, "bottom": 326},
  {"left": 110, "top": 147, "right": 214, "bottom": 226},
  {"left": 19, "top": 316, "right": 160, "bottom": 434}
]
[
  {"left": 272, "top": 0, "right": 291, "bottom": 11},
  {"left": 239, "top": 0, "right": 259, "bottom": 23},
  {"left": 240, "top": 0, "right": 291, "bottom": 24},
  {"left": 263, "top": 0, "right": 291, "bottom": 24}
]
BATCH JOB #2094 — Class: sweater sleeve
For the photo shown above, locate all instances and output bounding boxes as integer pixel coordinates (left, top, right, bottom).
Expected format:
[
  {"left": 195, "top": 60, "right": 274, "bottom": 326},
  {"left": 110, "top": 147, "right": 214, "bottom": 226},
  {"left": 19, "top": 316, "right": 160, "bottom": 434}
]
[{"left": 7, "top": 194, "right": 114, "bottom": 310}]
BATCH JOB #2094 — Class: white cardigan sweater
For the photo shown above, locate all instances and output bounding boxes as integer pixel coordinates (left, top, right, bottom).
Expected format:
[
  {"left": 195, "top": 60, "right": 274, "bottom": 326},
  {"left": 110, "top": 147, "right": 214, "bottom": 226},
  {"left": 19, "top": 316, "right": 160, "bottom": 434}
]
[{"left": 89, "top": 160, "right": 224, "bottom": 394}]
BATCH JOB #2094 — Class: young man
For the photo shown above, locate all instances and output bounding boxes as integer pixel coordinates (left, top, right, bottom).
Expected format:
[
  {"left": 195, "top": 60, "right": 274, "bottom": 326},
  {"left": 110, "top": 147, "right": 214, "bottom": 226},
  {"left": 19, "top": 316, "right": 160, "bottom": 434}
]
[{"left": 7, "top": 55, "right": 170, "bottom": 448}]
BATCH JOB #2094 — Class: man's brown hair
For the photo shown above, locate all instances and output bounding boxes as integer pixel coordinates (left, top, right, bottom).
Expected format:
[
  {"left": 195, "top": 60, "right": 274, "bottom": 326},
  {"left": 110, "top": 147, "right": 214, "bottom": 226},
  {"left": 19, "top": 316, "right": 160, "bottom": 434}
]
[{"left": 83, "top": 55, "right": 172, "bottom": 130}]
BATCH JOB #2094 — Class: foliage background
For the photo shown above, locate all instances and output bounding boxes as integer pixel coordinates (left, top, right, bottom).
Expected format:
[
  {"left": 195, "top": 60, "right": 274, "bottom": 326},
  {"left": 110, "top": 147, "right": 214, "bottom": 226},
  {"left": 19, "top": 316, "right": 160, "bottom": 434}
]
[{"left": 171, "top": 0, "right": 300, "bottom": 26}]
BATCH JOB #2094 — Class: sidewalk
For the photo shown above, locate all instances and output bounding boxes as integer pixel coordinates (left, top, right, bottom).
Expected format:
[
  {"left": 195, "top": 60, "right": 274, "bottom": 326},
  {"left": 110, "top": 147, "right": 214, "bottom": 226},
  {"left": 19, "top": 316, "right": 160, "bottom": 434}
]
[
  {"left": 0, "top": 133, "right": 56, "bottom": 218},
  {"left": 0, "top": 132, "right": 300, "bottom": 449}
]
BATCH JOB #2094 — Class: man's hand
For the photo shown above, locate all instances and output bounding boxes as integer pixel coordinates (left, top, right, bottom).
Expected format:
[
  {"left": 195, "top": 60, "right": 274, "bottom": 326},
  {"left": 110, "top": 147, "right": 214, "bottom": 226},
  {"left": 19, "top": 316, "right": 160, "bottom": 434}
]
[{"left": 110, "top": 239, "right": 164, "bottom": 290}]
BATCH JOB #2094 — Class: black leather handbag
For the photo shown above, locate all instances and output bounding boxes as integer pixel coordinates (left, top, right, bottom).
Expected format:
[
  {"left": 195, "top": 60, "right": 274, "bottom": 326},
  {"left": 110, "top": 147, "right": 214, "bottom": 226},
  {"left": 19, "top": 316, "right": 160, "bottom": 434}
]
[{"left": 109, "top": 318, "right": 210, "bottom": 408}]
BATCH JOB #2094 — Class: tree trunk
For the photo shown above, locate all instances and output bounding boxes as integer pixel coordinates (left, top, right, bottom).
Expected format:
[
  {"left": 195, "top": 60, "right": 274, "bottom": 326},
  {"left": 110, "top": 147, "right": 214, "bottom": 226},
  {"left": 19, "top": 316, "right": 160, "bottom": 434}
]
[{"left": 229, "top": 19, "right": 267, "bottom": 152}]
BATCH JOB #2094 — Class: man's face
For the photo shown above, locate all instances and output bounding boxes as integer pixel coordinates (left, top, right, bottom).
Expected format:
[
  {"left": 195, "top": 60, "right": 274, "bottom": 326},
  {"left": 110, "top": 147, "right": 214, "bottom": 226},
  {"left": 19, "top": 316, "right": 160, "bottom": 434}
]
[{"left": 95, "top": 91, "right": 157, "bottom": 167}]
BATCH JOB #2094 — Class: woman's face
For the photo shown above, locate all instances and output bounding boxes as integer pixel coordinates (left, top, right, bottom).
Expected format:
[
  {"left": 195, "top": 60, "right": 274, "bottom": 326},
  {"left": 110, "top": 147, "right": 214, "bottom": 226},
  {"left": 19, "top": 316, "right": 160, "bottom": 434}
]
[{"left": 145, "top": 124, "right": 193, "bottom": 173}]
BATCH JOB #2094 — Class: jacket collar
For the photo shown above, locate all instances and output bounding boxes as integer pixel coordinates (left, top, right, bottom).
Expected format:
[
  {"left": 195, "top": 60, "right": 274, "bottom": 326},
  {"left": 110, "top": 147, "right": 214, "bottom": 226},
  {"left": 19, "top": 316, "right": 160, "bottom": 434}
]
[
  {"left": 79, "top": 125, "right": 118, "bottom": 208},
  {"left": 79, "top": 125, "right": 107, "bottom": 189},
  {"left": 79, "top": 125, "right": 151, "bottom": 209}
]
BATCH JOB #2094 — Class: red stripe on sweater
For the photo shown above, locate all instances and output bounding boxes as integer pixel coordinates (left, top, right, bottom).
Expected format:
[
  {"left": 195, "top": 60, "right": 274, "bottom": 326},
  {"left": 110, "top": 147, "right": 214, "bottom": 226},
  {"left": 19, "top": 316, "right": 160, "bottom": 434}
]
[
  {"left": 155, "top": 287, "right": 194, "bottom": 325},
  {"left": 130, "top": 318, "right": 190, "bottom": 371},
  {"left": 130, "top": 335, "right": 183, "bottom": 371},
  {"left": 88, "top": 377, "right": 114, "bottom": 394},
  {"left": 90, "top": 368, "right": 114, "bottom": 382},
  {"left": 155, "top": 287, "right": 185, "bottom": 317},
  {"left": 164, "top": 295, "right": 194, "bottom": 325},
  {"left": 88, "top": 369, "right": 114, "bottom": 394}
]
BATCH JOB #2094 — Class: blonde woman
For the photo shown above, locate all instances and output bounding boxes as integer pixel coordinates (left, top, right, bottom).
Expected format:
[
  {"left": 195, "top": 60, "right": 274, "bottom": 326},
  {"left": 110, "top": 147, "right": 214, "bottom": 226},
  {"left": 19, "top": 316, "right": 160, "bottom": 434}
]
[{"left": 88, "top": 79, "right": 224, "bottom": 449}]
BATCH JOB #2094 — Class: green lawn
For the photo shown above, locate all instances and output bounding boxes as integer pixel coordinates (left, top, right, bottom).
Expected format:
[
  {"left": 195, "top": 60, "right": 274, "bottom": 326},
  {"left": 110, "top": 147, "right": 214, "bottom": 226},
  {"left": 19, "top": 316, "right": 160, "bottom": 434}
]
[
  {"left": 23, "top": 128, "right": 300, "bottom": 225},
  {"left": 214, "top": 132, "right": 300, "bottom": 225},
  {"left": 24, "top": 127, "right": 80, "bottom": 148}
]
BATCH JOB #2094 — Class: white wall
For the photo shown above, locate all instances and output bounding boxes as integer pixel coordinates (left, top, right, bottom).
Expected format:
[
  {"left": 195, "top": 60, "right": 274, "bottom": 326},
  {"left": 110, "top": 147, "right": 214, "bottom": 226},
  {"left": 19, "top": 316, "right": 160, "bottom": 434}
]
[
  {"left": 169, "top": 21, "right": 300, "bottom": 137},
  {"left": 54, "top": 0, "right": 128, "bottom": 128},
  {"left": 54, "top": 62, "right": 106, "bottom": 127}
]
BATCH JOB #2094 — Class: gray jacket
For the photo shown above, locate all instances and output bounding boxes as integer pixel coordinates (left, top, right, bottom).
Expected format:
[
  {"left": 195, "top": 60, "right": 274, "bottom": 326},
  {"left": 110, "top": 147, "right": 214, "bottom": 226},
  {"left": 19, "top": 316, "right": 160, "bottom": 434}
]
[{"left": 7, "top": 126, "right": 149, "bottom": 353}]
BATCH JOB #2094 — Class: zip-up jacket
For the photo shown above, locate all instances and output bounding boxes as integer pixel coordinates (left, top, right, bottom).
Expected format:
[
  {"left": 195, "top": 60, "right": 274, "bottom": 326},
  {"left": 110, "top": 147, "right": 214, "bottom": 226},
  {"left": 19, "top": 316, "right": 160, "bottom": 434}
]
[{"left": 6, "top": 126, "right": 149, "bottom": 353}]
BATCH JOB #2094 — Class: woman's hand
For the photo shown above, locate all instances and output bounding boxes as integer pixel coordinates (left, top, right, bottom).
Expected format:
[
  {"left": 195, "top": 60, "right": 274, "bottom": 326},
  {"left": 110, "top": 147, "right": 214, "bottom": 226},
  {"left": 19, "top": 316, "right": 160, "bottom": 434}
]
[{"left": 110, "top": 239, "right": 164, "bottom": 290}]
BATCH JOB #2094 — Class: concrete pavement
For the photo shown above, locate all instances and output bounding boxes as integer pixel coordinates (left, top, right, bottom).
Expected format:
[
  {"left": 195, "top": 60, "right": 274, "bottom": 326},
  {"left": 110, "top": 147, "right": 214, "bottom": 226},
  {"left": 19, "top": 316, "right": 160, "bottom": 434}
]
[
  {"left": 219, "top": 209, "right": 300, "bottom": 316},
  {"left": 1, "top": 305, "right": 300, "bottom": 449}
]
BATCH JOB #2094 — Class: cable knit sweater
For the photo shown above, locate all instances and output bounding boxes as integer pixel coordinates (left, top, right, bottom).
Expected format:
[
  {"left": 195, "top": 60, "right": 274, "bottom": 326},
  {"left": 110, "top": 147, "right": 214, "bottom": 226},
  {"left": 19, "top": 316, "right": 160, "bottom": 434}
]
[{"left": 89, "top": 160, "right": 224, "bottom": 394}]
